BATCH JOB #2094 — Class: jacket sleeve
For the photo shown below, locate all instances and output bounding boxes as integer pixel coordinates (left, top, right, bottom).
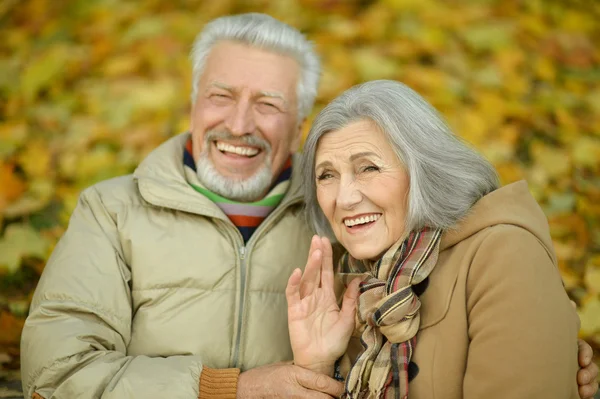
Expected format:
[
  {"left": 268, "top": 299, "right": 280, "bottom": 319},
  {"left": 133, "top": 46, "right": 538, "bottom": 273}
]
[
  {"left": 20, "top": 186, "right": 239, "bottom": 399},
  {"left": 463, "top": 225, "right": 580, "bottom": 399}
]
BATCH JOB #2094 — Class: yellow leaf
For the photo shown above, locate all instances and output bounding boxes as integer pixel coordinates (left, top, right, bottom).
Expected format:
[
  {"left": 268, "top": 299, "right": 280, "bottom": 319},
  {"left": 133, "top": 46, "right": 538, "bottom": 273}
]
[
  {"left": 530, "top": 141, "right": 571, "bottom": 180},
  {"left": 572, "top": 137, "right": 600, "bottom": 169},
  {"left": 352, "top": 48, "right": 398, "bottom": 82},
  {"left": 0, "top": 224, "right": 49, "bottom": 273},
  {"left": 534, "top": 57, "right": 556, "bottom": 81},
  {"left": 584, "top": 256, "right": 600, "bottom": 294},
  {"left": 3, "top": 180, "right": 54, "bottom": 219},
  {"left": 454, "top": 108, "right": 488, "bottom": 146},
  {"left": 102, "top": 54, "right": 141, "bottom": 77},
  {"left": 578, "top": 297, "right": 600, "bottom": 337},
  {"left": 0, "top": 122, "right": 28, "bottom": 158},
  {"left": 17, "top": 140, "right": 52, "bottom": 179},
  {"left": 21, "top": 45, "right": 70, "bottom": 102},
  {"left": 461, "top": 22, "right": 516, "bottom": 52},
  {"left": 495, "top": 162, "right": 526, "bottom": 185}
]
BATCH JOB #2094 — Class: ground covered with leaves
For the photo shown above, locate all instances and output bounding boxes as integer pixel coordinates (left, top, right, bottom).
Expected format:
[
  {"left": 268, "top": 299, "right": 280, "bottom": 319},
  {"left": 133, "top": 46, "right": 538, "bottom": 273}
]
[{"left": 1, "top": 0, "right": 599, "bottom": 380}]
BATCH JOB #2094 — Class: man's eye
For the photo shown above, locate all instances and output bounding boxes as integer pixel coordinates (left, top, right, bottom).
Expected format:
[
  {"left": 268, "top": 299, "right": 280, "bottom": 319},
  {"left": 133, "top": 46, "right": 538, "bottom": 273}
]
[
  {"left": 257, "top": 102, "right": 279, "bottom": 113},
  {"left": 209, "top": 94, "right": 233, "bottom": 105}
]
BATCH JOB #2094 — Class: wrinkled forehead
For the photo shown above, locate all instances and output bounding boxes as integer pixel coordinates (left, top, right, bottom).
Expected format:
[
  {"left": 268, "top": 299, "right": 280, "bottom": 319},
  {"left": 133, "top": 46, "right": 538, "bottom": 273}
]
[
  {"left": 314, "top": 120, "right": 396, "bottom": 165},
  {"left": 202, "top": 41, "right": 300, "bottom": 100}
]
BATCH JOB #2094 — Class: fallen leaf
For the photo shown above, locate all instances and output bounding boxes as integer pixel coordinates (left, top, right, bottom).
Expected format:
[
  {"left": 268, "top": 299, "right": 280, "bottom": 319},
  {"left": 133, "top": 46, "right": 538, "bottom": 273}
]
[{"left": 0, "top": 224, "right": 50, "bottom": 274}]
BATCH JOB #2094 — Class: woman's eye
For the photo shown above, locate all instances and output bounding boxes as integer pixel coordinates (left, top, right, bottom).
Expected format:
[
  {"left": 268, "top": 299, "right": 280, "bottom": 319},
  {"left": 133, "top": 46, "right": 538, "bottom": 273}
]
[
  {"left": 362, "top": 165, "right": 380, "bottom": 173},
  {"left": 317, "top": 173, "right": 333, "bottom": 181}
]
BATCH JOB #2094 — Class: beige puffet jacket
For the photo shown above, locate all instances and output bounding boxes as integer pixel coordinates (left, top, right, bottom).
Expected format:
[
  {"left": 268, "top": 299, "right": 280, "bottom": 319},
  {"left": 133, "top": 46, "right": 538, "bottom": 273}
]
[{"left": 20, "top": 133, "right": 314, "bottom": 398}]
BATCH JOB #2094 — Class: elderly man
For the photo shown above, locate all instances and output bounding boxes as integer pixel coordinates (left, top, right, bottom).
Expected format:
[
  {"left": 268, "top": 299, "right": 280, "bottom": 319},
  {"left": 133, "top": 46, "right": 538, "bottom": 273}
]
[{"left": 20, "top": 13, "right": 598, "bottom": 399}]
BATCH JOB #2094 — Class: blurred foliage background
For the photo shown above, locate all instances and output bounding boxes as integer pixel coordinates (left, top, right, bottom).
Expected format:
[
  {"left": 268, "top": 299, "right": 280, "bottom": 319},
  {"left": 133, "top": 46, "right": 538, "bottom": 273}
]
[{"left": 0, "top": 0, "right": 599, "bottom": 380}]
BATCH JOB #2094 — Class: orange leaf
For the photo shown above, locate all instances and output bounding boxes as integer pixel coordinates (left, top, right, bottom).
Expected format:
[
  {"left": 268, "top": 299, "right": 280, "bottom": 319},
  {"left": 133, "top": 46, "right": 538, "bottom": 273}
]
[{"left": 0, "top": 163, "right": 26, "bottom": 213}]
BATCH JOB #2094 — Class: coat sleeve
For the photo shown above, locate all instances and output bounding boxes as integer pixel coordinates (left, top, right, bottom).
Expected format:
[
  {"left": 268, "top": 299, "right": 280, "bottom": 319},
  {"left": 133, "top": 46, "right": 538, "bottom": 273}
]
[
  {"left": 463, "top": 225, "right": 580, "bottom": 399},
  {"left": 20, "top": 186, "right": 236, "bottom": 399}
]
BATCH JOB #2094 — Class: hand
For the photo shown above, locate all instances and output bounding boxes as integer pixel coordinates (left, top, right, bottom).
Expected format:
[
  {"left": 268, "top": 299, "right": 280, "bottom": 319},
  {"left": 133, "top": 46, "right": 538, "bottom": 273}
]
[
  {"left": 236, "top": 362, "right": 344, "bottom": 398},
  {"left": 286, "top": 235, "right": 361, "bottom": 375},
  {"left": 571, "top": 300, "right": 599, "bottom": 399},
  {"left": 577, "top": 338, "right": 598, "bottom": 399}
]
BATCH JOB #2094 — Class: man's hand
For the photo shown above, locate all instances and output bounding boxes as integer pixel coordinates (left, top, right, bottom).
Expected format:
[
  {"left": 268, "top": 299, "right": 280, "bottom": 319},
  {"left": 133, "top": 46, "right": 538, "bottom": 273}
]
[
  {"left": 577, "top": 338, "right": 599, "bottom": 399},
  {"left": 286, "top": 235, "right": 361, "bottom": 375},
  {"left": 571, "top": 300, "right": 599, "bottom": 399},
  {"left": 236, "top": 362, "right": 344, "bottom": 398}
]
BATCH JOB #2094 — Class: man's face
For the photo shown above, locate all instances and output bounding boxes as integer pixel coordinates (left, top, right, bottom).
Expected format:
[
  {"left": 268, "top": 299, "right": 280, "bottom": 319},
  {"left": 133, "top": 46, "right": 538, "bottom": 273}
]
[{"left": 190, "top": 41, "right": 302, "bottom": 201}]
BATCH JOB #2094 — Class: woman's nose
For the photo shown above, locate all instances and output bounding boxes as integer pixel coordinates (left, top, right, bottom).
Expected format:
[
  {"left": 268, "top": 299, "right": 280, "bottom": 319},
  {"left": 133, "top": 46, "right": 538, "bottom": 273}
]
[{"left": 336, "top": 179, "right": 362, "bottom": 210}]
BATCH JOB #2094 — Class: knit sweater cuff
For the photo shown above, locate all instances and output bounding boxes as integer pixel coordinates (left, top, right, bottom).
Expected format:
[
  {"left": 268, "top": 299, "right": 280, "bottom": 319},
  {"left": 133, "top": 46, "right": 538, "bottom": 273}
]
[{"left": 198, "top": 367, "right": 240, "bottom": 399}]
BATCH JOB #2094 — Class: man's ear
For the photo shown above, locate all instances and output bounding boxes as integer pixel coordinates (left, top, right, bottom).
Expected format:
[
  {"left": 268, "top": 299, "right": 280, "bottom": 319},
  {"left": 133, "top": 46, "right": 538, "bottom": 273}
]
[
  {"left": 290, "top": 118, "right": 307, "bottom": 153},
  {"left": 189, "top": 104, "right": 195, "bottom": 132}
]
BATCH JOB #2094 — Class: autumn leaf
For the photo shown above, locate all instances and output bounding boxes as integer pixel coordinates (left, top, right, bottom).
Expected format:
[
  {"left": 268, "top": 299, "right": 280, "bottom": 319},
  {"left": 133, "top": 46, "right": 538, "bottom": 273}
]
[
  {"left": 0, "top": 163, "right": 26, "bottom": 214},
  {"left": 0, "top": 312, "right": 24, "bottom": 348},
  {"left": 0, "top": 224, "right": 50, "bottom": 274}
]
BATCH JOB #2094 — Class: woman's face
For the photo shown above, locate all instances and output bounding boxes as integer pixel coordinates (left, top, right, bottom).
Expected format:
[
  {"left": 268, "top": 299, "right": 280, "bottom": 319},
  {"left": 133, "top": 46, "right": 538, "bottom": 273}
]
[{"left": 315, "top": 119, "right": 410, "bottom": 260}]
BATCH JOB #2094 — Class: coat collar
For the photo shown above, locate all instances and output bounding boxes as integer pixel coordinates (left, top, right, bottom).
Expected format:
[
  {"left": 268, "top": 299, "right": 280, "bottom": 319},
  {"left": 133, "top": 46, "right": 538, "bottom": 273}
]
[{"left": 133, "top": 132, "right": 305, "bottom": 219}]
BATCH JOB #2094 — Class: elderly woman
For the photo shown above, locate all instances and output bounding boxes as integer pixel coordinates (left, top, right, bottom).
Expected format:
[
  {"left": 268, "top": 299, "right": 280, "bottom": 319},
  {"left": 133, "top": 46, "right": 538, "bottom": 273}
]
[{"left": 286, "top": 80, "right": 585, "bottom": 398}]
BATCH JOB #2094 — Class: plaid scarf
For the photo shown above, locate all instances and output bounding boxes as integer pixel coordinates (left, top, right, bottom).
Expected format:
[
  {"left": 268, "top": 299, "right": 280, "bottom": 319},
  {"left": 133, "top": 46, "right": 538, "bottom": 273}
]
[
  {"left": 338, "top": 227, "right": 442, "bottom": 399},
  {"left": 183, "top": 138, "right": 292, "bottom": 242}
]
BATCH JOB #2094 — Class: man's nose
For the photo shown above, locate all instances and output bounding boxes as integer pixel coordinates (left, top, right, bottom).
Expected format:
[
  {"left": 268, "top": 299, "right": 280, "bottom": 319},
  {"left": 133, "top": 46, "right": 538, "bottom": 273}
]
[
  {"left": 336, "top": 178, "right": 362, "bottom": 210},
  {"left": 225, "top": 98, "right": 256, "bottom": 136}
]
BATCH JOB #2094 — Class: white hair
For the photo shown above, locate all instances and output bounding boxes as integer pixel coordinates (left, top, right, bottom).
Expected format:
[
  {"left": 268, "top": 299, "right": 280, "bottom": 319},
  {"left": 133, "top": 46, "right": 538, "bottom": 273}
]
[
  {"left": 190, "top": 13, "right": 321, "bottom": 122},
  {"left": 302, "top": 80, "right": 500, "bottom": 240}
]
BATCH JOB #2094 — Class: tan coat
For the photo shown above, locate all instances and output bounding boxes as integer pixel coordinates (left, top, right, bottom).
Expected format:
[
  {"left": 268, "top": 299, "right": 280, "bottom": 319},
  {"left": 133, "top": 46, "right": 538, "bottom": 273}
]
[
  {"left": 343, "top": 181, "right": 580, "bottom": 398},
  {"left": 20, "top": 134, "right": 314, "bottom": 398}
]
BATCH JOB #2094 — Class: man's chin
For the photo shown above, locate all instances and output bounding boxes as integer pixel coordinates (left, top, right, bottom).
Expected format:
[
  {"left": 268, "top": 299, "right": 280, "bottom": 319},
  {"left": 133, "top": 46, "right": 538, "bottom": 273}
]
[
  {"left": 214, "top": 168, "right": 265, "bottom": 182},
  {"left": 196, "top": 158, "right": 273, "bottom": 202}
]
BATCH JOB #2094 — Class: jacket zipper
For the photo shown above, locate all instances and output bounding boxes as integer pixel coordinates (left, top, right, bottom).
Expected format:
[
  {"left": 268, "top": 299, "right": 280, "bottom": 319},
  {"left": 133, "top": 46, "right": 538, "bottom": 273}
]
[
  {"left": 232, "top": 245, "right": 246, "bottom": 367},
  {"left": 230, "top": 196, "right": 303, "bottom": 368}
]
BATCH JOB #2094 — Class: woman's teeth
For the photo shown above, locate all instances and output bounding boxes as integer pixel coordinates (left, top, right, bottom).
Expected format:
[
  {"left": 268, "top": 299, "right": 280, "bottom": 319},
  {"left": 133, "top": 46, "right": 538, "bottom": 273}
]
[{"left": 344, "top": 214, "right": 381, "bottom": 227}]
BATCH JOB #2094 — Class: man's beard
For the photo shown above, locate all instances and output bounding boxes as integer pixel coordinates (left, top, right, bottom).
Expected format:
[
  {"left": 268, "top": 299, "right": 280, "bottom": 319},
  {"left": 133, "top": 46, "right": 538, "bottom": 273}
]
[{"left": 195, "top": 130, "right": 273, "bottom": 202}]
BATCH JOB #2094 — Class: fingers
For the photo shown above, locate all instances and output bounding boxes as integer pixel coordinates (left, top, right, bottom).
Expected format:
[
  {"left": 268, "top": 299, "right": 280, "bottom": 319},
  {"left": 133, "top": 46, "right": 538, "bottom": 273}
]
[
  {"left": 340, "top": 277, "right": 361, "bottom": 320},
  {"left": 300, "top": 236, "right": 323, "bottom": 298},
  {"left": 579, "top": 378, "right": 599, "bottom": 399},
  {"left": 320, "top": 237, "right": 335, "bottom": 292},
  {"left": 295, "top": 366, "right": 345, "bottom": 398},
  {"left": 577, "top": 358, "right": 599, "bottom": 399},
  {"left": 578, "top": 360, "right": 599, "bottom": 384},
  {"left": 286, "top": 268, "right": 302, "bottom": 308},
  {"left": 578, "top": 339, "right": 594, "bottom": 367}
]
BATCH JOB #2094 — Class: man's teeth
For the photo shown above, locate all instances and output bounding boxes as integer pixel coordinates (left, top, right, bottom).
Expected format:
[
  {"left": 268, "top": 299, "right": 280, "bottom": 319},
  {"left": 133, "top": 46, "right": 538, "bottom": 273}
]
[
  {"left": 344, "top": 214, "right": 381, "bottom": 227},
  {"left": 216, "top": 142, "right": 259, "bottom": 156}
]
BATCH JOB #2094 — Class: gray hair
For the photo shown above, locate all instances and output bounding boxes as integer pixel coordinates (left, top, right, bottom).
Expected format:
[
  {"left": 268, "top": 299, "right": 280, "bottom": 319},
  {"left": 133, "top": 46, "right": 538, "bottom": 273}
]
[
  {"left": 302, "top": 79, "right": 500, "bottom": 240},
  {"left": 190, "top": 13, "right": 320, "bottom": 122}
]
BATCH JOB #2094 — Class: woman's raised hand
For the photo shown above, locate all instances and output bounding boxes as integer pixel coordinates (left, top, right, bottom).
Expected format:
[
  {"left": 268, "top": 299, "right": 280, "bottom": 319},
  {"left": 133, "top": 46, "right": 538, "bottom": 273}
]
[{"left": 286, "top": 235, "right": 361, "bottom": 376}]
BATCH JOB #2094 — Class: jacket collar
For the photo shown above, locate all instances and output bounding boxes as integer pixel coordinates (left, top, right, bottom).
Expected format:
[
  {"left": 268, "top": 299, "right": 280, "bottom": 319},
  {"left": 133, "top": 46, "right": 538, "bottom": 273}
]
[{"left": 133, "top": 133, "right": 305, "bottom": 219}]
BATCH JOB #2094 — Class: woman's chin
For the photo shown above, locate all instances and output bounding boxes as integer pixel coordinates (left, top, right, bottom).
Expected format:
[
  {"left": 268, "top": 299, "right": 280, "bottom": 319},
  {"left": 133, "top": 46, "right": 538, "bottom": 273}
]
[{"left": 346, "top": 245, "right": 387, "bottom": 262}]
